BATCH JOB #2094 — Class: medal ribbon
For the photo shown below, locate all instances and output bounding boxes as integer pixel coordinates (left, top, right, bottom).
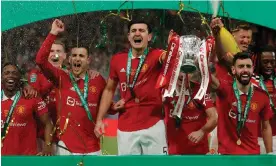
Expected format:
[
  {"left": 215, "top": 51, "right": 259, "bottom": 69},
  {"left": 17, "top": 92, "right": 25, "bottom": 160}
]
[
  {"left": 1, "top": 90, "right": 21, "bottom": 139},
  {"left": 259, "top": 75, "right": 276, "bottom": 113},
  {"left": 164, "top": 37, "right": 185, "bottom": 97},
  {"left": 126, "top": 48, "right": 148, "bottom": 98},
  {"left": 172, "top": 73, "right": 191, "bottom": 119},
  {"left": 69, "top": 72, "right": 93, "bottom": 121},
  {"left": 233, "top": 79, "right": 254, "bottom": 137},
  {"left": 194, "top": 39, "right": 210, "bottom": 105}
]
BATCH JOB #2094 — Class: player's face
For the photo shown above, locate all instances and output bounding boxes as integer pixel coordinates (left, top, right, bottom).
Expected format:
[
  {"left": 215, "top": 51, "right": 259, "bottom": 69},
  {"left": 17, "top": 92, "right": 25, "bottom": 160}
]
[
  {"left": 1, "top": 65, "right": 21, "bottom": 91},
  {"left": 233, "top": 29, "right": 252, "bottom": 52},
  {"left": 128, "top": 23, "right": 152, "bottom": 51},
  {"left": 70, "top": 47, "right": 89, "bottom": 77},
  {"left": 49, "top": 44, "right": 66, "bottom": 68},
  {"left": 232, "top": 58, "right": 254, "bottom": 85},
  {"left": 260, "top": 52, "right": 275, "bottom": 77}
]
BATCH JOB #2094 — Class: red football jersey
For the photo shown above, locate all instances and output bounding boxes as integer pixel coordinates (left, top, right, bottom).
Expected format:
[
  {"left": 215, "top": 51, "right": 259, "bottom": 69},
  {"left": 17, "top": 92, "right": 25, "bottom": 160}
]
[
  {"left": 252, "top": 75, "right": 276, "bottom": 136},
  {"left": 36, "top": 33, "right": 106, "bottom": 153},
  {"left": 28, "top": 68, "right": 53, "bottom": 97},
  {"left": 215, "top": 63, "right": 233, "bottom": 83},
  {"left": 28, "top": 63, "right": 57, "bottom": 141},
  {"left": 265, "top": 79, "right": 276, "bottom": 136},
  {"left": 216, "top": 80, "right": 273, "bottom": 154},
  {"left": 1, "top": 94, "right": 48, "bottom": 155},
  {"left": 164, "top": 84, "right": 215, "bottom": 154},
  {"left": 109, "top": 49, "right": 165, "bottom": 131}
]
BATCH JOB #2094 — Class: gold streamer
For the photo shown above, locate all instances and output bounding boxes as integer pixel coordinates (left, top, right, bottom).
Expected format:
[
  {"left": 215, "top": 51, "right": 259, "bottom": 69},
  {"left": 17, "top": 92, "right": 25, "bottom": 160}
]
[
  {"left": 100, "top": 0, "right": 133, "bottom": 25},
  {"left": 58, "top": 112, "right": 71, "bottom": 136},
  {"left": 1, "top": 119, "right": 14, "bottom": 142},
  {"left": 177, "top": 1, "right": 212, "bottom": 36},
  {"left": 177, "top": 1, "right": 185, "bottom": 24}
]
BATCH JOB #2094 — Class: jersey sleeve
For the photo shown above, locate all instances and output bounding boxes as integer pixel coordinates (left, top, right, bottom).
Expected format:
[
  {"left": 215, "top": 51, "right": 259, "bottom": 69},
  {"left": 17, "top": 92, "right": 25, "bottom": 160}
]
[
  {"left": 38, "top": 73, "right": 54, "bottom": 97},
  {"left": 216, "top": 79, "right": 232, "bottom": 98},
  {"left": 35, "top": 33, "right": 63, "bottom": 86},
  {"left": 204, "top": 92, "right": 215, "bottom": 110},
  {"left": 108, "top": 55, "right": 119, "bottom": 82},
  {"left": 27, "top": 70, "right": 41, "bottom": 91},
  {"left": 34, "top": 97, "right": 48, "bottom": 116},
  {"left": 260, "top": 93, "right": 274, "bottom": 121}
]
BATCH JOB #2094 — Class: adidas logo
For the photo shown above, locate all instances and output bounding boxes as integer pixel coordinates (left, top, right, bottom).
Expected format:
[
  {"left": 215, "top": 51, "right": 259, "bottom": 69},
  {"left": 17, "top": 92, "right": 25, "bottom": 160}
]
[
  {"left": 70, "top": 87, "right": 76, "bottom": 91},
  {"left": 120, "top": 68, "right": 126, "bottom": 72}
]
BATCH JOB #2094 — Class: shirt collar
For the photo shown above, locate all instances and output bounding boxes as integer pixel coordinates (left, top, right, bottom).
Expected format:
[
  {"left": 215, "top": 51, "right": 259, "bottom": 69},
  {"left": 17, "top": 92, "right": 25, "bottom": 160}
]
[
  {"left": 75, "top": 75, "right": 85, "bottom": 81},
  {"left": 132, "top": 55, "right": 143, "bottom": 59},
  {"left": 238, "top": 84, "right": 255, "bottom": 95},
  {"left": 2, "top": 92, "right": 16, "bottom": 101}
]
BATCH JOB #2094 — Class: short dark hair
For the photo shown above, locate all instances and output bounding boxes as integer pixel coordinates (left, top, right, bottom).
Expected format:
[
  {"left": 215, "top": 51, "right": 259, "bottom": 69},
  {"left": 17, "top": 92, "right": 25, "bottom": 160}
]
[
  {"left": 2, "top": 62, "right": 21, "bottom": 74},
  {"left": 70, "top": 45, "right": 90, "bottom": 56},
  {"left": 232, "top": 52, "right": 252, "bottom": 65},
  {"left": 127, "top": 20, "right": 152, "bottom": 33},
  {"left": 257, "top": 45, "right": 276, "bottom": 55}
]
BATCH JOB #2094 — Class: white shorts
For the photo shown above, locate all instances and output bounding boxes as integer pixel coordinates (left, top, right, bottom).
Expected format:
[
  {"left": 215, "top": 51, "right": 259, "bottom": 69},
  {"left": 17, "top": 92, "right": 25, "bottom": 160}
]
[
  {"left": 117, "top": 120, "right": 168, "bottom": 155},
  {"left": 56, "top": 141, "right": 101, "bottom": 155},
  {"left": 258, "top": 136, "right": 276, "bottom": 154}
]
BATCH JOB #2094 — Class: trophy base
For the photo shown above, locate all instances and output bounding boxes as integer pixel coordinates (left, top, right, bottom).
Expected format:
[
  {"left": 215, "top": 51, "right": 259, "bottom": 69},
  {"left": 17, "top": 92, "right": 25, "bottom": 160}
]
[{"left": 180, "top": 65, "right": 197, "bottom": 73}]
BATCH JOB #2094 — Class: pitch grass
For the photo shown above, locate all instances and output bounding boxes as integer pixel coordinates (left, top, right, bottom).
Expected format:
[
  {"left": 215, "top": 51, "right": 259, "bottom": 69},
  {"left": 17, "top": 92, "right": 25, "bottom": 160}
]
[{"left": 101, "top": 136, "right": 118, "bottom": 155}]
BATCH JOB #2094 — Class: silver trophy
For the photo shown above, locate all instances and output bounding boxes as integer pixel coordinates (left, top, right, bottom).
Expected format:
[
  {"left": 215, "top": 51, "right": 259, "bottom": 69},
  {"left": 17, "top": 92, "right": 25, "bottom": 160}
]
[{"left": 179, "top": 35, "right": 201, "bottom": 73}]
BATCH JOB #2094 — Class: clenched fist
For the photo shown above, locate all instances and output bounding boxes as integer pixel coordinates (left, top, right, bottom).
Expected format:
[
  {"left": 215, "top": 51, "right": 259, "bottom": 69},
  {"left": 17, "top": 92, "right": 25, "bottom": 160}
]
[{"left": 50, "top": 19, "right": 65, "bottom": 35}]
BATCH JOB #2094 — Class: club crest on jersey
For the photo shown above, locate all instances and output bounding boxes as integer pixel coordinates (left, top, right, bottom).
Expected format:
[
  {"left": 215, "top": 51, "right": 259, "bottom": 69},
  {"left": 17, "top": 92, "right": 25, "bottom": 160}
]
[
  {"left": 16, "top": 105, "right": 25, "bottom": 116},
  {"left": 3, "top": 110, "right": 9, "bottom": 117},
  {"left": 251, "top": 102, "right": 258, "bottom": 111},
  {"left": 89, "top": 86, "right": 97, "bottom": 94},
  {"left": 30, "top": 73, "right": 37, "bottom": 83},
  {"left": 141, "top": 64, "right": 148, "bottom": 72}
]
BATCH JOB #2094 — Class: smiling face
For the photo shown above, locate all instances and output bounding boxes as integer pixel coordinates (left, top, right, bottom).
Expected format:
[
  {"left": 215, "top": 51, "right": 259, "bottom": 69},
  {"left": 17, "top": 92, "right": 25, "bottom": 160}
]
[
  {"left": 260, "top": 51, "right": 275, "bottom": 78},
  {"left": 2, "top": 64, "right": 21, "bottom": 92},
  {"left": 128, "top": 23, "right": 152, "bottom": 51},
  {"left": 232, "top": 58, "right": 254, "bottom": 86},
  {"left": 233, "top": 29, "right": 252, "bottom": 52},
  {"left": 69, "top": 47, "right": 90, "bottom": 77}
]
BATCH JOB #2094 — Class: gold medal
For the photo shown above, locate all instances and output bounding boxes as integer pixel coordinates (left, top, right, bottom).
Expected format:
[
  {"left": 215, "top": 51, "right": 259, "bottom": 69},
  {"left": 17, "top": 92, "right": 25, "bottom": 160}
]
[
  {"left": 135, "top": 98, "right": 140, "bottom": 103},
  {"left": 236, "top": 139, "right": 242, "bottom": 146}
]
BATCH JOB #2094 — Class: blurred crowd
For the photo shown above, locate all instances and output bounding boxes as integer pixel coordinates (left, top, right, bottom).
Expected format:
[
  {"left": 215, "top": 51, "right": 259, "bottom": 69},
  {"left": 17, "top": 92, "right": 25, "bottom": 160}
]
[{"left": 1, "top": 10, "right": 276, "bottom": 78}]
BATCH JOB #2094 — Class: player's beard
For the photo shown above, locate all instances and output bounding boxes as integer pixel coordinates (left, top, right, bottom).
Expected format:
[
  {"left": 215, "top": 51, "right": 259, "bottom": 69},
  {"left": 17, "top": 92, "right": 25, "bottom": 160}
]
[{"left": 235, "top": 72, "right": 252, "bottom": 86}]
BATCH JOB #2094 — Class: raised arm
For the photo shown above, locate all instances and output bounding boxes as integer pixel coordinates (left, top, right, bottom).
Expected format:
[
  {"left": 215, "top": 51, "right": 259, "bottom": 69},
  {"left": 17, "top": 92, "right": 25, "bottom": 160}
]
[
  {"left": 160, "top": 30, "right": 175, "bottom": 63},
  {"left": 210, "top": 73, "right": 220, "bottom": 90},
  {"left": 35, "top": 19, "right": 65, "bottom": 85}
]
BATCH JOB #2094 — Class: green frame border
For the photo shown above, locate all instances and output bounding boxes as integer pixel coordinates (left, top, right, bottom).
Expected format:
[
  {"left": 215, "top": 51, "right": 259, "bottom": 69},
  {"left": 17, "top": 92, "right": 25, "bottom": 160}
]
[{"left": 2, "top": 1, "right": 276, "bottom": 31}]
